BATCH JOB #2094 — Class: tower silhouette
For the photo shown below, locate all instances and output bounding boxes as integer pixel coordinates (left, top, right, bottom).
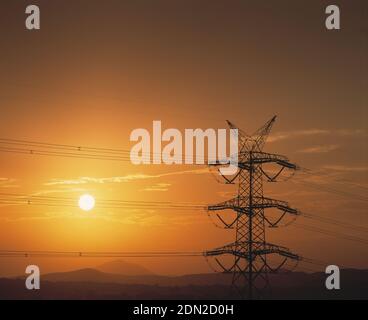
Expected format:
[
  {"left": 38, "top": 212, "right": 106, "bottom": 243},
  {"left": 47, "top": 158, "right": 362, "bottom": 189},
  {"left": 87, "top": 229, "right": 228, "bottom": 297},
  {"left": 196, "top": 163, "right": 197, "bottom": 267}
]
[{"left": 205, "top": 116, "right": 300, "bottom": 299}]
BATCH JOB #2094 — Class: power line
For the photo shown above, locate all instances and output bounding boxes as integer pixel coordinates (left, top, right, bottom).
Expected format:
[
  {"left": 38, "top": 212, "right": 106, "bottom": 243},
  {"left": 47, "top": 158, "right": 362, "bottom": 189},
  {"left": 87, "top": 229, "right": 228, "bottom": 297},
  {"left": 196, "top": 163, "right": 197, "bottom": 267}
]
[
  {"left": 1, "top": 137, "right": 366, "bottom": 189},
  {"left": 298, "top": 167, "right": 368, "bottom": 191},
  {"left": 0, "top": 250, "right": 203, "bottom": 258},
  {"left": 1, "top": 135, "right": 367, "bottom": 291},
  {"left": 0, "top": 146, "right": 133, "bottom": 162},
  {"left": 0, "top": 249, "right": 350, "bottom": 272},
  {"left": 0, "top": 193, "right": 205, "bottom": 210},
  {"left": 292, "top": 222, "right": 368, "bottom": 245},
  {"left": 1, "top": 193, "right": 367, "bottom": 240},
  {"left": 292, "top": 179, "right": 368, "bottom": 203},
  {"left": 301, "top": 211, "right": 368, "bottom": 234},
  {"left": 1, "top": 138, "right": 367, "bottom": 202},
  {"left": 0, "top": 138, "right": 210, "bottom": 163}
]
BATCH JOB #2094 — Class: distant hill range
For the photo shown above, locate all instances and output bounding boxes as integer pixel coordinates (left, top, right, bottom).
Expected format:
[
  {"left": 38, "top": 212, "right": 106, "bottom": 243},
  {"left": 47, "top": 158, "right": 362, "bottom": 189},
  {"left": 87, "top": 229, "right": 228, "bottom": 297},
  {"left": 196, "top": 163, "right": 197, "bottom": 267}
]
[
  {"left": 41, "top": 268, "right": 230, "bottom": 286},
  {"left": 1, "top": 262, "right": 367, "bottom": 299},
  {"left": 96, "top": 260, "right": 154, "bottom": 276}
]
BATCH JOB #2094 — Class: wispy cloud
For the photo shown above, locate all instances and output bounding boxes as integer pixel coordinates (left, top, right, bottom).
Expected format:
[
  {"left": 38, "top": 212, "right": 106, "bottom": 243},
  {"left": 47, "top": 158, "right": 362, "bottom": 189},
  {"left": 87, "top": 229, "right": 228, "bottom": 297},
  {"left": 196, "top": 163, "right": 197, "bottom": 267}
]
[
  {"left": 140, "top": 183, "right": 171, "bottom": 192},
  {"left": 32, "top": 188, "right": 87, "bottom": 196},
  {"left": 335, "top": 129, "right": 366, "bottom": 136},
  {"left": 0, "top": 178, "right": 19, "bottom": 188},
  {"left": 297, "top": 144, "right": 340, "bottom": 154},
  {"left": 268, "top": 128, "right": 365, "bottom": 143},
  {"left": 44, "top": 168, "right": 209, "bottom": 186},
  {"left": 322, "top": 165, "right": 368, "bottom": 172},
  {"left": 268, "top": 129, "right": 329, "bottom": 142}
]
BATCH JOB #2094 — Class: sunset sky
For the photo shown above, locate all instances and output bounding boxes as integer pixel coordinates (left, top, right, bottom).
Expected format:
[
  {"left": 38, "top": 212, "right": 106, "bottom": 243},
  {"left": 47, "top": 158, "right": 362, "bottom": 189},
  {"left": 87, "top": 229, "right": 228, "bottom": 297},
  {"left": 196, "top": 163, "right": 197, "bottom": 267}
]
[{"left": 0, "top": 0, "right": 367, "bottom": 276}]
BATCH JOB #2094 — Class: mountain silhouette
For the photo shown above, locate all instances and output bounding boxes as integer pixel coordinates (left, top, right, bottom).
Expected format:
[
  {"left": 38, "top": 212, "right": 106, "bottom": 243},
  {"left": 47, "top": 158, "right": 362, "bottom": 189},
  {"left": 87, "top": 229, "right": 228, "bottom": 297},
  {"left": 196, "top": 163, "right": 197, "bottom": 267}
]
[
  {"left": 96, "top": 260, "right": 153, "bottom": 275},
  {"left": 39, "top": 267, "right": 368, "bottom": 288},
  {"left": 41, "top": 268, "right": 229, "bottom": 286},
  {"left": 4, "top": 267, "right": 367, "bottom": 299}
]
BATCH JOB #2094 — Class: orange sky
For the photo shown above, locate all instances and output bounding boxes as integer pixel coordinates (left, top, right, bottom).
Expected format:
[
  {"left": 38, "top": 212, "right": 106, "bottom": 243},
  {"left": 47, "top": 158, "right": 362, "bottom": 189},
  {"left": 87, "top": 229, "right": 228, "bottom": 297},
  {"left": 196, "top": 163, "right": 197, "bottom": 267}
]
[{"left": 0, "top": 0, "right": 367, "bottom": 276}]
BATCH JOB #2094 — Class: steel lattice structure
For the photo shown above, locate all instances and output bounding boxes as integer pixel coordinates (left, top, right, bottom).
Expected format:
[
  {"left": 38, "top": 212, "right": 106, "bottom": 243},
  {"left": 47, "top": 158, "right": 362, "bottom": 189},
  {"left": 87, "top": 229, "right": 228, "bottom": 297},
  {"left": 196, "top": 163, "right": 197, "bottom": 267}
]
[{"left": 205, "top": 116, "right": 300, "bottom": 299}]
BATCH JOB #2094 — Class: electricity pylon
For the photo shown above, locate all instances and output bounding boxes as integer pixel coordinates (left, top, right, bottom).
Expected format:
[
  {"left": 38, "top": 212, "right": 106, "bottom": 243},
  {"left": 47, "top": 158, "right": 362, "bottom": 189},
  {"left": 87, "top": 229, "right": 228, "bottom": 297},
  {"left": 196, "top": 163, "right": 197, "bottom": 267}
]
[{"left": 205, "top": 116, "right": 300, "bottom": 299}]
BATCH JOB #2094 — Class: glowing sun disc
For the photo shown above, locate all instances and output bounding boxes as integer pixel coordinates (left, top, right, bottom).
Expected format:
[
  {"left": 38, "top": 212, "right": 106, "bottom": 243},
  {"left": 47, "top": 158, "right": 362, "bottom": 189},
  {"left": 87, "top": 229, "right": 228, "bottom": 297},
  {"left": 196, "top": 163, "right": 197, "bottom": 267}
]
[{"left": 78, "top": 194, "right": 95, "bottom": 211}]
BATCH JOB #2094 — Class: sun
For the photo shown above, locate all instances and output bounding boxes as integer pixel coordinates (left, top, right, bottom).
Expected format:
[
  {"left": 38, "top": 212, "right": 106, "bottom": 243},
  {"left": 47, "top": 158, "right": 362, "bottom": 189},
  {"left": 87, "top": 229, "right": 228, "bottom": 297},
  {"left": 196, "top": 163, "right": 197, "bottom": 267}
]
[{"left": 78, "top": 194, "right": 95, "bottom": 211}]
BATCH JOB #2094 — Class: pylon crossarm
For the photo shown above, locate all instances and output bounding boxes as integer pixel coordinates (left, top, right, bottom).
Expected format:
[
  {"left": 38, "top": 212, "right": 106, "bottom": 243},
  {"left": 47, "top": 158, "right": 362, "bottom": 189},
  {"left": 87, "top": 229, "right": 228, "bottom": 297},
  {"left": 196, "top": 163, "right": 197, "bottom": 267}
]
[
  {"left": 205, "top": 241, "right": 298, "bottom": 257},
  {"left": 275, "top": 159, "right": 298, "bottom": 169},
  {"left": 204, "top": 242, "right": 234, "bottom": 255},
  {"left": 276, "top": 250, "right": 300, "bottom": 260},
  {"left": 208, "top": 196, "right": 298, "bottom": 216},
  {"left": 248, "top": 241, "right": 296, "bottom": 258},
  {"left": 238, "top": 151, "right": 297, "bottom": 169},
  {"left": 204, "top": 242, "right": 247, "bottom": 258},
  {"left": 260, "top": 197, "right": 299, "bottom": 215},
  {"left": 207, "top": 157, "right": 238, "bottom": 167},
  {"left": 208, "top": 197, "right": 241, "bottom": 212},
  {"left": 253, "top": 247, "right": 299, "bottom": 263}
]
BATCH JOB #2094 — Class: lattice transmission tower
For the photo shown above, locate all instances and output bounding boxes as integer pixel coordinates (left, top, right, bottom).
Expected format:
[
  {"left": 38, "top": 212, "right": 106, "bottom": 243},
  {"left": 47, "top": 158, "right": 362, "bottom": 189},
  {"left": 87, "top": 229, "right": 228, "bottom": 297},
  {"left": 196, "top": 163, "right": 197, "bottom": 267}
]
[{"left": 205, "top": 116, "right": 300, "bottom": 299}]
